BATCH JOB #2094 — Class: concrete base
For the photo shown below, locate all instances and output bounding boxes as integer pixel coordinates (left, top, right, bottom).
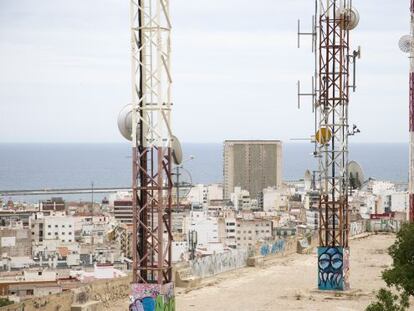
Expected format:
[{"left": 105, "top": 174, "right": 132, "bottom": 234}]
[
  {"left": 318, "top": 247, "right": 350, "bottom": 291},
  {"left": 71, "top": 301, "right": 103, "bottom": 311},
  {"left": 130, "top": 282, "right": 175, "bottom": 311},
  {"left": 247, "top": 256, "right": 264, "bottom": 267},
  {"left": 175, "top": 265, "right": 201, "bottom": 288}
]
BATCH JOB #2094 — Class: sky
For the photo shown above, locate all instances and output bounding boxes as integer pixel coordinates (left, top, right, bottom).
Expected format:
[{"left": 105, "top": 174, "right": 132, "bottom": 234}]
[{"left": 0, "top": 0, "right": 410, "bottom": 143}]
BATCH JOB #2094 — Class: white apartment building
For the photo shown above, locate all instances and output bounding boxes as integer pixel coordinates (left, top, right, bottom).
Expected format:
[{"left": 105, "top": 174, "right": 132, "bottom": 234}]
[
  {"left": 207, "top": 184, "right": 223, "bottom": 202},
  {"left": 263, "top": 187, "right": 290, "bottom": 212},
  {"left": 306, "top": 210, "right": 318, "bottom": 230},
  {"left": 187, "top": 183, "right": 223, "bottom": 207},
  {"left": 230, "top": 187, "right": 251, "bottom": 210},
  {"left": 184, "top": 207, "right": 222, "bottom": 254},
  {"left": 187, "top": 210, "right": 219, "bottom": 247},
  {"left": 236, "top": 218, "right": 272, "bottom": 249},
  {"left": 218, "top": 216, "right": 237, "bottom": 249},
  {"left": 171, "top": 241, "right": 188, "bottom": 262},
  {"left": 187, "top": 184, "right": 208, "bottom": 206},
  {"left": 30, "top": 212, "right": 75, "bottom": 244},
  {"left": 390, "top": 192, "right": 408, "bottom": 213}
]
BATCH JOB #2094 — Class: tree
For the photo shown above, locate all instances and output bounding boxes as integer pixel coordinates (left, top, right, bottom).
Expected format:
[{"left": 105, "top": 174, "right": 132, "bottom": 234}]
[
  {"left": 0, "top": 298, "right": 13, "bottom": 307},
  {"left": 382, "top": 223, "right": 414, "bottom": 296},
  {"left": 366, "top": 289, "right": 409, "bottom": 311},
  {"left": 366, "top": 223, "right": 414, "bottom": 311}
]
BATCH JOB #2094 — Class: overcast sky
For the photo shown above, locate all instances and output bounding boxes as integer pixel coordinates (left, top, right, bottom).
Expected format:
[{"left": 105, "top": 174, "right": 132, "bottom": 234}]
[{"left": 0, "top": 0, "right": 410, "bottom": 143}]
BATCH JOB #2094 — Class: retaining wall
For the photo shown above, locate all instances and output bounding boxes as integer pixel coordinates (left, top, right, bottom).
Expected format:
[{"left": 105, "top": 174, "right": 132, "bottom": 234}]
[
  {"left": 189, "top": 249, "right": 248, "bottom": 278},
  {"left": 256, "top": 237, "right": 296, "bottom": 258},
  {"left": 367, "top": 219, "right": 401, "bottom": 233},
  {"left": 0, "top": 276, "right": 132, "bottom": 311}
]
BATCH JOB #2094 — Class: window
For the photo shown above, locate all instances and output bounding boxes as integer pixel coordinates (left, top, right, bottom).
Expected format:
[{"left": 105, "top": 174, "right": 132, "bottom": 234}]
[
  {"left": 31, "top": 232, "right": 35, "bottom": 235},
  {"left": 48, "top": 232, "right": 51, "bottom": 236},
  {"left": 55, "top": 225, "right": 58, "bottom": 228},
  {"left": 55, "top": 232, "right": 58, "bottom": 235},
  {"left": 62, "top": 225, "right": 65, "bottom": 228},
  {"left": 68, "top": 232, "right": 72, "bottom": 235},
  {"left": 48, "top": 225, "right": 51, "bottom": 228},
  {"left": 62, "top": 232, "right": 65, "bottom": 235},
  {"left": 68, "top": 240, "right": 72, "bottom": 242},
  {"left": 38, "top": 271, "right": 42, "bottom": 276}
]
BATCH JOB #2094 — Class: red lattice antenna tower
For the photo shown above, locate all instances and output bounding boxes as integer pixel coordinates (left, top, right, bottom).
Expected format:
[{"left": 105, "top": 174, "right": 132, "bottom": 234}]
[
  {"left": 399, "top": 0, "right": 414, "bottom": 223},
  {"left": 119, "top": 0, "right": 180, "bottom": 308},
  {"left": 298, "top": 0, "right": 361, "bottom": 291}
]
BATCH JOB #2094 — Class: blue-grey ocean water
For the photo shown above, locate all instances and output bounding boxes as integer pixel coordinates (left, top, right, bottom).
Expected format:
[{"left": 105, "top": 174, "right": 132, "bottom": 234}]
[{"left": 0, "top": 143, "right": 408, "bottom": 202}]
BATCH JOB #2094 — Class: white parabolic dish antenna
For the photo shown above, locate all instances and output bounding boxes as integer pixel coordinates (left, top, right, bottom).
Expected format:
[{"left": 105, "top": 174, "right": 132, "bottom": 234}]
[
  {"left": 304, "top": 170, "right": 312, "bottom": 191},
  {"left": 117, "top": 104, "right": 134, "bottom": 141},
  {"left": 117, "top": 104, "right": 183, "bottom": 165},
  {"left": 171, "top": 135, "right": 183, "bottom": 165},
  {"left": 337, "top": 7, "right": 360, "bottom": 30},
  {"left": 348, "top": 161, "right": 364, "bottom": 189},
  {"left": 399, "top": 35, "right": 411, "bottom": 54}
]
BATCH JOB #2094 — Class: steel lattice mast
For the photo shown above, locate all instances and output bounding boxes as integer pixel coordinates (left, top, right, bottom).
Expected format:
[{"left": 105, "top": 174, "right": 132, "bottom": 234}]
[
  {"left": 299, "top": 0, "right": 360, "bottom": 291},
  {"left": 129, "top": 0, "right": 175, "bottom": 308},
  {"left": 399, "top": 2, "right": 414, "bottom": 223},
  {"left": 410, "top": 0, "right": 414, "bottom": 223},
  {"left": 407, "top": 0, "right": 414, "bottom": 223},
  {"left": 317, "top": 0, "right": 350, "bottom": 250}
]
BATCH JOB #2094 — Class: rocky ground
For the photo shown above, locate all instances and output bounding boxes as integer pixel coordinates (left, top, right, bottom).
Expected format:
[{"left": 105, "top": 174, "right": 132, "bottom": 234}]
[{"left": 108, "top": 233, "right": 414, "bottom": 311}]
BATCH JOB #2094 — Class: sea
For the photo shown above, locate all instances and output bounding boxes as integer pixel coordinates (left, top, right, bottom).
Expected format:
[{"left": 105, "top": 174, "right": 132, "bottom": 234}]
[{"left": 0, "top": 143, "right": 408, "bottom": 203}]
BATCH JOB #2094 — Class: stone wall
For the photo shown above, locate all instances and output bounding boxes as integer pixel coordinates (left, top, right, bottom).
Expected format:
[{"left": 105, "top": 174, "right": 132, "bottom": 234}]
[
  {"left": 0, "top": 291, "right": 73, "bottom": 311},
  {"left": 0, "top": 276, "right": 132, "bottom": 311}
]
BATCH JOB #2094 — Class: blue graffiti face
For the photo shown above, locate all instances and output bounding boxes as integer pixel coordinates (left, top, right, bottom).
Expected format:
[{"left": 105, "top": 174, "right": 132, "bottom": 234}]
[{"left": 318, "top": 247, "right": 344, "bottom": 290}]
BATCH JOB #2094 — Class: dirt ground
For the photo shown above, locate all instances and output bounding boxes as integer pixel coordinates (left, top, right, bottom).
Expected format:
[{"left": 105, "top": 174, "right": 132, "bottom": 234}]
[{"left": 110, "top": 233, "right": 414, "bottom": 311}]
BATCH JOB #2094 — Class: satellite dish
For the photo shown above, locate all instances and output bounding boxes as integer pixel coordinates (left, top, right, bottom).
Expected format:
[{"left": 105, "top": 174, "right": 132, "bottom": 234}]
[
  {"left": 315, "top": 127, "right": 332, "bottom": 145},
  {"left": 172, "top": 135, "right": 183, "bottom": 165},
  {"left": 304, "top": 170, "right": 312, "bottom": 191},
  {"left": 117, "top": 104, "right": 133, "bottom": 141},
  {"left": 399, "top": 35, "right": 411, "bottom": 54},
  {"left": 175, "top": 167, "right": 193, "bottom": 200},
  {"left": 337, "top": 7, "right": 360, "bottom": 30},
  {"left": 348, "top": 161, "right": 364, "bottom": 190}
]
